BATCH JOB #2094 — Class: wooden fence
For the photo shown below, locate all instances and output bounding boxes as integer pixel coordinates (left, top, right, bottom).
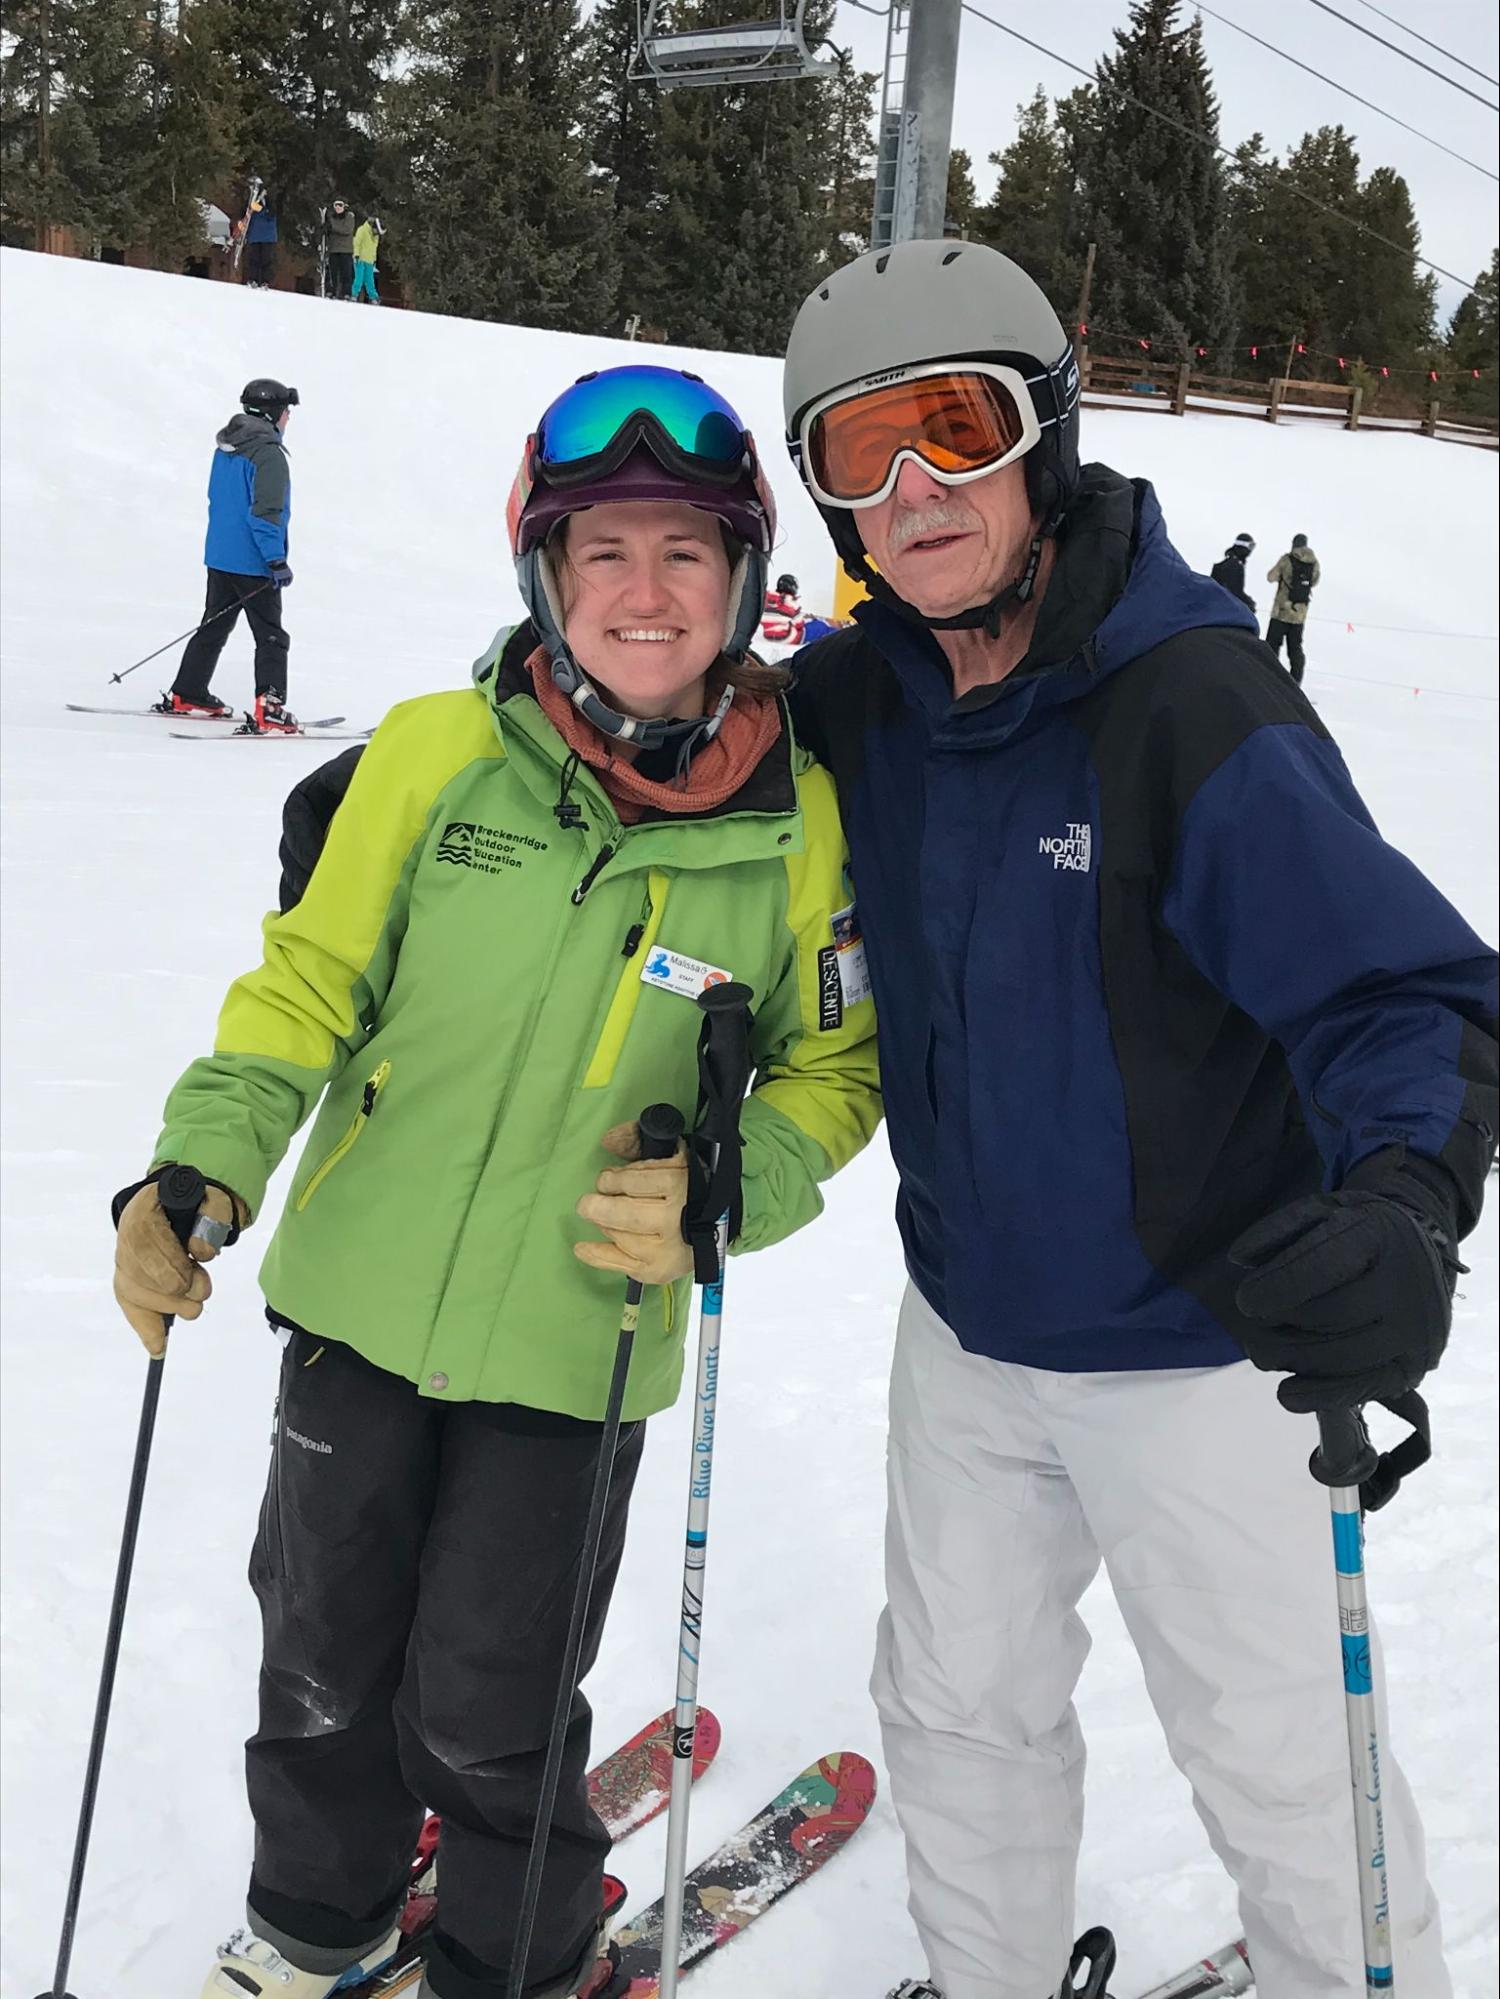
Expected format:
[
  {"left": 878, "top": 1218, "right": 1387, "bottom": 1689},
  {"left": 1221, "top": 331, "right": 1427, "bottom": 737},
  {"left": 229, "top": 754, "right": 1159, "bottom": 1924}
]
[{"left": 1078, "top": 350, "right": 1498, "bottom": 449}]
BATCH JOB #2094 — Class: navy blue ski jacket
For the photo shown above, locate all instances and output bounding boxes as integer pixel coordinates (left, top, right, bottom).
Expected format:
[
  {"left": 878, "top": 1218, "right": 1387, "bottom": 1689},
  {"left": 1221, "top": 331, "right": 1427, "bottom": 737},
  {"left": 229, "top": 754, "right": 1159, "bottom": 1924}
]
[
  {"left": 202, "top": 412, "right": 291, "bottom": 576},
  {"left": 788, "top": 465, "right": 1498, "bottom": 1373}
]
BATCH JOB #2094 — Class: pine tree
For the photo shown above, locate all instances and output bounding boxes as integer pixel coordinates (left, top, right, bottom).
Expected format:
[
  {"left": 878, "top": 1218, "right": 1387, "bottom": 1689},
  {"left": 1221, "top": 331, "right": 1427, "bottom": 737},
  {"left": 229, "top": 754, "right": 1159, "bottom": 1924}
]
[
  {"left": 379, "top": 0, "right": 617, "bottom": 332},
  {"left": 584, "top": 0, "right": 662, "bottom": 332},
  {"left": 1228, "top": 125, "right": 1437, "bottom": 392},
  {"left": 139, "top": 0, "right": 241, "bottom": 265},
  {"left": 825, "top": 46, "right": 877, "bottom": 257},
  {"left": 1067, "top": 0, "right": 1235, "bottom": 355},
  {"left": 0, "top": 0, "right": 157, "bottom": 250},
  {"left": 945, "top": 145, "right": 976, "bottom": 237},
  {"left": 222, "top": 0, "right": 398, "bottom": 259},
  {"left": 973, "top": 87, "right": 1080, "bottom": 304},
  {"left": 635, "top": 0, "right": 860, "bottom": 352},
  {"left": 1444, "top": 250, "right": 1498, "bottom": 421}
]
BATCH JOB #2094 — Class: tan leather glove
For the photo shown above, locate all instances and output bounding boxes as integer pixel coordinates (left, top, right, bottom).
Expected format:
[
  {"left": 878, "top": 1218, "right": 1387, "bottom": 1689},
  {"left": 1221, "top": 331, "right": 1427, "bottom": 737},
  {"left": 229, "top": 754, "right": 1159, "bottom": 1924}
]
[
  {"left": 114, "top": 1179, "right": 244, "bottom": 1357},
  {"left": 574, "top": 1121, "right": 694, "bottom": 1286}
]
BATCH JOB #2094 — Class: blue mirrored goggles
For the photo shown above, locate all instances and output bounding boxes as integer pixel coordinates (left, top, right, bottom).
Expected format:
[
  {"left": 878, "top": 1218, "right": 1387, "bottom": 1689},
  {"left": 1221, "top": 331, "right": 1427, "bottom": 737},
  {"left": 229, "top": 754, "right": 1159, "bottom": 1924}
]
[{"left": 535, "top": 365, "right": 749, "bottom": 478}]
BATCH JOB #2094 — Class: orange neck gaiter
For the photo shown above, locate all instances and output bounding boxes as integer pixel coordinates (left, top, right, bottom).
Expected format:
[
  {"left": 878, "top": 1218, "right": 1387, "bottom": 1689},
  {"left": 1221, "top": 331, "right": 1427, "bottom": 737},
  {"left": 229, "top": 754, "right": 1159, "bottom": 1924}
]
[{"left": 527, "top": 645, "right": 781, "bottom": 824}]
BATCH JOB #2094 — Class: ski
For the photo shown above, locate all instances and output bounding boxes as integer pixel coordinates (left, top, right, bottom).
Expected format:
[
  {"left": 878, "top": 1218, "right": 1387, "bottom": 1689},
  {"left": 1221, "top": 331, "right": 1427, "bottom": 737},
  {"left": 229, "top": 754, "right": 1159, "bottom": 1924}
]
[
  {"left": 611, "top": 1749, "right": 877, "bottom": 1996},
  {"left": 348, "top": 1708, "right": 723, "bottom": 1997},
  {"left": 170, "top": 723, "right": 373, "bottom": 742},
  {"left": 231, "top": 174, "right": 264, "bottom": 274},
  {"left": 67, "top": 703, "right": 347, "bottom": 728},
  {"left": 1135, "top": 1938, "right": 1253, "bottom": 1998}
]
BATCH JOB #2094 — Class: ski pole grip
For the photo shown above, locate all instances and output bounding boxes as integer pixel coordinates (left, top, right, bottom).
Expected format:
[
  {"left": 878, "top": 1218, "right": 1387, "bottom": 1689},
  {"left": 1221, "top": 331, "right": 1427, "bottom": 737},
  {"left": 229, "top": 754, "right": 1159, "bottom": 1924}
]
[
  {"left": 1310, "top": 1404, "right": 1379, "bottom": 1490},
  {"left": 156, "top": 1163, "right": 210, "bottom": 1251},
  {"left": 695, "top": 980, "right": 755, "bottom": 1135},
  {"left": 637, "top": 1102, "right": 686, "bottom": 1163}
]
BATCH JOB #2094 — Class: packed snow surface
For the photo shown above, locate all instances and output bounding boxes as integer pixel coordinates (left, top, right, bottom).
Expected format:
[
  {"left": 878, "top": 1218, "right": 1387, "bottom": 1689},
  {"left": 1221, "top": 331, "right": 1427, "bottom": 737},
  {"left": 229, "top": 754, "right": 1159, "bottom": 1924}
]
[{"left": 2, "top": 250, "right": 1496, "bottom": 1995}]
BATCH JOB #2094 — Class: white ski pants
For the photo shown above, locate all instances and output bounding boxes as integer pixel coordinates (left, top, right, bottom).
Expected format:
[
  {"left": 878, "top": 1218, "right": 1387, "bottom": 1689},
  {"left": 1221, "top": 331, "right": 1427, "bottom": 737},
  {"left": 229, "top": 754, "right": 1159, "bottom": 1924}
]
[{"left": 872, "top": 1283, "right": 1449, "bottom": 1999}]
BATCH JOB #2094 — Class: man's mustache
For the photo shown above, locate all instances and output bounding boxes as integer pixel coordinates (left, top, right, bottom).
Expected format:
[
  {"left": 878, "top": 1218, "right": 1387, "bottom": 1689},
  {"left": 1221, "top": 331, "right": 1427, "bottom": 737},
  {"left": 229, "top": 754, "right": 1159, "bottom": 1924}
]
[{"left": 887, "top": 501, "right": 984, "bottom": 554}]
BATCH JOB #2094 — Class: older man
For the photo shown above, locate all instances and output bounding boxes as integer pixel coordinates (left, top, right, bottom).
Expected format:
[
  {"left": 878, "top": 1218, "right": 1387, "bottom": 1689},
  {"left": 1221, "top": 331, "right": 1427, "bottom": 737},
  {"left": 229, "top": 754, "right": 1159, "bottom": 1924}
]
[{"left": 781, "top": 241, "right": 1497, "bottom": 1999}]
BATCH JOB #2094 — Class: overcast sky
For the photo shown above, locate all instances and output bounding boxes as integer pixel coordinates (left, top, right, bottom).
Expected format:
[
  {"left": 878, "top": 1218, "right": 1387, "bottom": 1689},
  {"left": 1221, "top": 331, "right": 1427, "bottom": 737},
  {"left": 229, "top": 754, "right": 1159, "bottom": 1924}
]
[{"left": 829, "top": 0, "right": 1499, "bottom": 330}]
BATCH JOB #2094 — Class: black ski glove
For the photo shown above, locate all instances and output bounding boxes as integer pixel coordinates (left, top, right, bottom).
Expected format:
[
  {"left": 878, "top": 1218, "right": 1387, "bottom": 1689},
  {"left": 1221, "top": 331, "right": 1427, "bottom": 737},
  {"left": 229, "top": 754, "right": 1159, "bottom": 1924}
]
[
  {"left": 1229, "top": 1150, "right": 1464, "bottom": 1414},
  {"left": 268, "top": 559, "right": 294, "bottom": 589}
]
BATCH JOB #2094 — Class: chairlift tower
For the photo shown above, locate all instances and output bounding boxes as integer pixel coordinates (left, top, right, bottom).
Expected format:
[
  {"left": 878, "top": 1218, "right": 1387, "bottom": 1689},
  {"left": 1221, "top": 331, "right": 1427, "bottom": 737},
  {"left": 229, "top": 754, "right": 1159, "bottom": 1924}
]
[
  {"left": 872, "top": 0, "right": 962, "bottom": 246},
  {"left": 629, "top": 1, "right": 840, "bottom": 90},
  {"left": 870, "top": 3, "right": 914, "bottom": 248}
]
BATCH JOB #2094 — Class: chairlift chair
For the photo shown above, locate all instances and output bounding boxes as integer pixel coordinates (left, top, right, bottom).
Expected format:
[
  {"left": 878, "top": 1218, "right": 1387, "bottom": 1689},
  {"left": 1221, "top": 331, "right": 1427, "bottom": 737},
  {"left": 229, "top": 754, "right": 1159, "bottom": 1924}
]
[{"left": 629, "top": 0, "right": 840, "bottom": 88}]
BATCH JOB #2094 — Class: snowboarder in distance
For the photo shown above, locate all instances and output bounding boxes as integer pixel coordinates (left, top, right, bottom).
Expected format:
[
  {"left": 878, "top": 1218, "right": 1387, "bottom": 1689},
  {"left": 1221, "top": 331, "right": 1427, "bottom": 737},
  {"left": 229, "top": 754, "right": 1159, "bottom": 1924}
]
[
  {"left": 325, "top": 197, "right": 356, "bottom": 300},
  {"left": 761, "top": 571, "right": 806, "bottom": 646},
  {"left": 243, "top": 189, "right": 279, "bottom": 289},
  {"left": 162, "top": 378, "right": 301, "bottom": 732},
  {"left": 111, "top": 362, "right": 878, "bottom": 1999},
  {"left": 1265, "top": 533, "right": 1320, "bottom": 684},
  {"left": 352, "top": 214, "right": 383, "bottom": 303},
  {"left": 1210, "top": 530, "right": 1256, "bottom": 613}
]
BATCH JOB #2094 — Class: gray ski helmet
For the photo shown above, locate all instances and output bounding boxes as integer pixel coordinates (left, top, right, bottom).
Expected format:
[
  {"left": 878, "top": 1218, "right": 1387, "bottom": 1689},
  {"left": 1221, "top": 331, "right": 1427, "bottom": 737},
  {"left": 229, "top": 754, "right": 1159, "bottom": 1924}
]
[
  {"left": 783, "top": 240, "right": 1081, "bottom": 584},
  {"left": 241, "top": 378, "right": 299, "bottom": 421}
]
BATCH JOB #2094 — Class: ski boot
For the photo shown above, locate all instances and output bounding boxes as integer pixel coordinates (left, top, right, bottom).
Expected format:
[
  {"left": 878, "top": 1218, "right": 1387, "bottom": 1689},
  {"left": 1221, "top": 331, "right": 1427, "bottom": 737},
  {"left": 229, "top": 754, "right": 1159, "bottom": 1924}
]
[
  {"left": 200, "top": 1922, "right": 401, "bottom": 1996},
  {"left": 155, "top": 691, "right": 231, "bottom": 717},
  {"left": 414, "top": 1937, "right": 627, "bottom": 1999},
  {"left": 251, "top": 692, "right": 302, "bottom": 734},
  {"left": 885, "top": 1929, "right": 1116, "bottom": 1999}
]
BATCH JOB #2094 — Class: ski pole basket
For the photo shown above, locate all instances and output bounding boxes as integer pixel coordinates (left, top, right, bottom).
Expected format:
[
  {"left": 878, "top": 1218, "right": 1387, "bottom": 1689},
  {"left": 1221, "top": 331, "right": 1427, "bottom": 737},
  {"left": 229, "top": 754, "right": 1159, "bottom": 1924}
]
[{"left": 629, "top": 0, "right": 839, "bottom": 88}]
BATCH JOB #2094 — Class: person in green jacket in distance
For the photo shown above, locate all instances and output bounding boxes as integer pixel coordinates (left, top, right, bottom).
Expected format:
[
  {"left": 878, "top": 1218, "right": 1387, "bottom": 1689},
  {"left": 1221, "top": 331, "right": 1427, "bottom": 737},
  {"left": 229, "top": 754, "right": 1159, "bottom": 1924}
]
[
  {"left": 110, "top": 365, "right": 881, "bottom": 1999},
  {"left": 352, "top": 214, "right": 382, "bottom": 303}
]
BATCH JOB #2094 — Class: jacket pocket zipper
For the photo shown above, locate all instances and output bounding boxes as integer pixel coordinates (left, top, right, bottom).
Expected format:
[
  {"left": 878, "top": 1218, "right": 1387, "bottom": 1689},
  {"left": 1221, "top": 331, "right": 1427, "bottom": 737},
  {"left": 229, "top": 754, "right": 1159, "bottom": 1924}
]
[{"left": 296, "top": 1060, "right": 391, "bottom": 1211}]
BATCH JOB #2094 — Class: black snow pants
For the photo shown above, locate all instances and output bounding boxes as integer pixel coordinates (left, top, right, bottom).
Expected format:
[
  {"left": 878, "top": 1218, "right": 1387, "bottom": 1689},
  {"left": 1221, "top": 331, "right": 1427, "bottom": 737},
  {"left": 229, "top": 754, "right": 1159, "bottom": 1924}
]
[
  {"left": 245, "top": 239, "right": 277, "bottom": 288},
  {"left": 172, "top": 569, "right": 289, "bottom": 704},
  {"left": 327, "top": 250, "right": 355, "bottom": 298},
  {"left": 245, "top": 1327, "right": 643, "bottom": 1998},
  {"left": 1266, "top": 617, "right": 1307, "bottom": 685}
]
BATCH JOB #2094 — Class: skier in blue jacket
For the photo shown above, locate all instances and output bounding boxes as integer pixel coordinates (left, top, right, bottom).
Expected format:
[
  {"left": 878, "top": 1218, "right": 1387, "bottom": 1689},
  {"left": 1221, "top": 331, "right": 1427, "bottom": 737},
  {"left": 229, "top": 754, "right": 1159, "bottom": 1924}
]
[
  {"left": 783, "top": 242, "right": 1497, "bottom": 1999},
  {"left": 165, "top": 378, "right": 301, "bottom": 732}
]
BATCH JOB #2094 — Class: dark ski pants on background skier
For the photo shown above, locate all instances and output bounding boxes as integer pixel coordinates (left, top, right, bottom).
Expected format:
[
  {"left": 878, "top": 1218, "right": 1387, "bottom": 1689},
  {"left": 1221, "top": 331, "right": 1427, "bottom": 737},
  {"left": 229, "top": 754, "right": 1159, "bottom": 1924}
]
[
  {"left": 172, "top": 568, "right": 289, "bottom": 705},
  {"left": 245, "top": 1329, "right": 642, "bottom": 1997},
  {"left": 245, "top": 240, "right": 277, "bottom": 289},
  {"left": 1265, "top": 617, "right": 1306, "bottom": 684},
  {"left": 327, "top": 251, "right": 354, "bottom": 299}
]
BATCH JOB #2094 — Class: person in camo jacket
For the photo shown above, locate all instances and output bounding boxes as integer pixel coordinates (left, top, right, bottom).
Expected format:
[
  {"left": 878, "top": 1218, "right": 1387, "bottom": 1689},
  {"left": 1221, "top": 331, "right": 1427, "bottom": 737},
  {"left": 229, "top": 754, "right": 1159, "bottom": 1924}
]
[{"left": 1265, "top": 533, "right": 1321, "bottom": 684}]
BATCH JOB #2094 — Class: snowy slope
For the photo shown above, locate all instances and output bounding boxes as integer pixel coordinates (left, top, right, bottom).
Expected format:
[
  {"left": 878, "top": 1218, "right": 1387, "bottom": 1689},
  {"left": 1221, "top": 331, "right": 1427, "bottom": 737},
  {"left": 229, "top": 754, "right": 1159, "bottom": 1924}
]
[{"left": 1, "top": 249, "right": 1495, "bottom": 1997}]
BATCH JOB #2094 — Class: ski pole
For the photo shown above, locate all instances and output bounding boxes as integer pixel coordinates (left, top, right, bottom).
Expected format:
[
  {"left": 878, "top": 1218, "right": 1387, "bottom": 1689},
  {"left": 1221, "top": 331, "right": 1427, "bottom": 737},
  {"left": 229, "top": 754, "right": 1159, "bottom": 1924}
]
[
  {"left": 107, "top": 583, "right": 273, "bottom": 684},
  {"left": 507, "top": 1102, "right": 687, "bottom": 1999},
  {"left": 657, "top": 982, "right": 755, "bottom": 1999},
  {"left": 1309, "top": 1392, "right": 1431, "bottom": 1997},
  {"left": 35, "top": 1165, "right": 215, "bottom": 1999}
]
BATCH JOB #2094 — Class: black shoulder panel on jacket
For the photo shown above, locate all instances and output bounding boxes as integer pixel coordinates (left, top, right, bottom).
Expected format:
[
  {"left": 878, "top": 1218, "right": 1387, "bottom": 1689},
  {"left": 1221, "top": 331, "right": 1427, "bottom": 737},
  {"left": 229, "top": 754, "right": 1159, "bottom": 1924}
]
[
  {"left": 786, "top": 623, "right": 904, "bottom": 812},
  {"left": 279, "top": 744, "right": 365, "bottom": 912},
  {"left": 1076, "top": 624, "right": 1331, "bottom": 855}
]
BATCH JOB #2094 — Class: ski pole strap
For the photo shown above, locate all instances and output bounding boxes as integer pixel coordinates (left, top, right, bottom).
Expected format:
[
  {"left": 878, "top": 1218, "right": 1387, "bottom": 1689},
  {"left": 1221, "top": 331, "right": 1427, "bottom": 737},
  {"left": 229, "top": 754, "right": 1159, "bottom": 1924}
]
[
  {"left": 680, "top": 982, "right": 754, "bottom": 1285},
  {"left": 1310, "top": 1391, "right": 1431, "bottom": 1512}
]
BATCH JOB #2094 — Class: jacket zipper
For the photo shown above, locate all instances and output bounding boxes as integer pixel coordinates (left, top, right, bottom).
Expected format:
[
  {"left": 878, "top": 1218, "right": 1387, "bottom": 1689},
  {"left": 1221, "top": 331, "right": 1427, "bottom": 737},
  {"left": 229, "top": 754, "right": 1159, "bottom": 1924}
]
[
  {"left": 431, "top": 829, "right": 606, "bottom": 1318},
  {"left": 296, "top": 1060, "right": 391, "bottom": 1211}
]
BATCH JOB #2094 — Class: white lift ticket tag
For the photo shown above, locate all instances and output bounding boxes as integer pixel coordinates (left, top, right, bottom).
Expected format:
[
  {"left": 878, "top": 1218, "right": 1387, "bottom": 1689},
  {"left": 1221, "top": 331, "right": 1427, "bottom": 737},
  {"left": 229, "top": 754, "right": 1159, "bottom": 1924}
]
[
  {"left": 640, "top": 944, "right": 734, "bottom": 1000},
  {"left": 831, "top": 902, "right": 872, "bottom": 1007}
]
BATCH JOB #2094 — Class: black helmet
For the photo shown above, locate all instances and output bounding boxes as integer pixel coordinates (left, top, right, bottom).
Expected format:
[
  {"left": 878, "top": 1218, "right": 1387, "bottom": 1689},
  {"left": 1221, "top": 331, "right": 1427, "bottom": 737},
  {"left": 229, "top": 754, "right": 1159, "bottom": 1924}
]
[
  {"left": 1233, "top": 532, "right": 1255, "bottom": 552},
  {"left": 241, "top": 378, "right": 300, "bottom": 421},
  {"left": 1291, "top": 533, "right": 1308, "bottom": 549},
  {"left": 775, "top": 573, "right": 799, "bottom": 595}
]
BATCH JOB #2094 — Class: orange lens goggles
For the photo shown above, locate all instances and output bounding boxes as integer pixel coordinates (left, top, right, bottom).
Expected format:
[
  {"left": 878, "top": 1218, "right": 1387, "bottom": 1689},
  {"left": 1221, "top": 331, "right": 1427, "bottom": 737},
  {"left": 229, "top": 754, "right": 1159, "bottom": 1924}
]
[{"left": 806, "top": 367, "right": 1035, "bottom": 507}]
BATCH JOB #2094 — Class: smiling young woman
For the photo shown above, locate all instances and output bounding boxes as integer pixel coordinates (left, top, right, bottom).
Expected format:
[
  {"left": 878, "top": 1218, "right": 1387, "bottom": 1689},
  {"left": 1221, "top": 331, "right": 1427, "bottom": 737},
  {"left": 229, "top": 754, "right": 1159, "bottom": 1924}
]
[{"left": 113, "top": 363, "right": 880, "bottom": 1999}]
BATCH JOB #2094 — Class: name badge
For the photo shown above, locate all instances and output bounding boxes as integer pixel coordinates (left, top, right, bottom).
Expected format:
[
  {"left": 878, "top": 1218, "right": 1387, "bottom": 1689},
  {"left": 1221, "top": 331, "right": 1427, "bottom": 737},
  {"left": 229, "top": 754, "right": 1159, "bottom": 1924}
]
[
  {"left": 830, "top": 901, "right": 872, "bottom": 1007},
  {"left": 641, "top": 944, "right": 734, "bottom": 1001}
]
